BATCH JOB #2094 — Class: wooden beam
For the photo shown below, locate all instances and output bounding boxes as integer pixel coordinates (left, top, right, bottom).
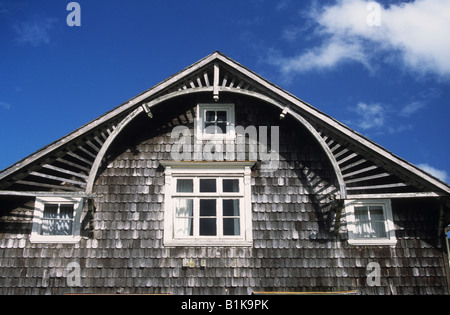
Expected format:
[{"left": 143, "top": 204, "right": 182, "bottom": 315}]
[
  {"left": 337, "top": 153, "right": 358, "bottom": 166},
  {"left": 86, "top": 140, "right": 100, "bottom": 152},
  {"left": 343, "top": 165, "right": 378, "bottom": 178},
  {"left": 347, "top": 192, "right": 446, "bottom": 199},
  {"left": 344, "top": 173, "right": 391, "bottom": 184},
  {"left": 203, "top": 72, "right": 210, "bottom": 87},
  {"left": 42, "top": 164, "right": 88, "bottom": 180},
  {"left": 196, "top": 77, "right": 203, "bottom": 88},
  {"left": 346, "top": 183, "right": 408, "bottom": 191},
  {"left": 78, "top": 146, "right": 97, "bottom": 159},
  {"left": 67, "top": 152, "right": 93, "bottom": 166},
  {"left": 334, "top": 148, "right": 349, "bottom": 160},
  {"left": 56, "top": 158, "right": 90, "bottom": 173},
  {"left": 30, "top": 172, "right": 87, "bottom": 187},
  {"left": 16, "top": 180, "right": 80, "bottom": 192},
  {"left": 222, "top": 72, "right": 229, "bottom": 87},
  {"left": 0, "top": 190, "right": 101, "bottom": 198},
  {"left": 340, "top": 158, "right": 366, "bottom": 172}
]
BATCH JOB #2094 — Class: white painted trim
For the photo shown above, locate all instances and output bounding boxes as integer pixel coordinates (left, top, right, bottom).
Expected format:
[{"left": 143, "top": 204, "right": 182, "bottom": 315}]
[
  {"left": 196, "top": 103, "right": 236, "bottom": 141},
  {"left": 30, "top": 197, "right": 84, "bottom": 244},
  {"left": 162, "top": 162, "right": 254, "bottom": 247},
  {"left": 347, "top": 192, "right": 446, "bottom": 199},
  {"left": 344, "top": 199, "right": 397, "bottom": 247}
]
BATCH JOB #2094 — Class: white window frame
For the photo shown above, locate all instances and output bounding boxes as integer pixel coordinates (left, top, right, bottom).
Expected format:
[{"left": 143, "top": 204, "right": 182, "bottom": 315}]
[
  {"left": 345, "top": 199, "right": 397, "bottom": 247},
  {"left": 196, "top": 103, "right": 236, "bottom": 141},
  {"left": 30, "top": 197, "right": 84, "bottom": 244},
  {"left": 161, "top": 161, "right": 254, "bottom": 247}
]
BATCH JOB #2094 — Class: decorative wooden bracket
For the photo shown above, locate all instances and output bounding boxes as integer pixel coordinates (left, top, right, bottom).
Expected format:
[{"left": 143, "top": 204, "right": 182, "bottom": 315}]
[
  {"left": 142, "top": 103, "right": 153, "bottom": 118},
  {"left": 280, "top": 105, "right": 291, "bottom": 120}
]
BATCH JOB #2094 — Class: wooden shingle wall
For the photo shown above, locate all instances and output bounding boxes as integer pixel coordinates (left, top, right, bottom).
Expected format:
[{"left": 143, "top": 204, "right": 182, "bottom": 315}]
[{"left": 0, "top": 95, "right": 448, "bottom": 295}]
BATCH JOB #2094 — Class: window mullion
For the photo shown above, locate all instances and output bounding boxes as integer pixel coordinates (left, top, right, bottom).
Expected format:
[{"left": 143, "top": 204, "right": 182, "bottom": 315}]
[
  {"left": 218, "top": 198, "right": 223, "bottom": 238},
  {"left": 194, "top": 198, "right": 200, "bottom": 237}
]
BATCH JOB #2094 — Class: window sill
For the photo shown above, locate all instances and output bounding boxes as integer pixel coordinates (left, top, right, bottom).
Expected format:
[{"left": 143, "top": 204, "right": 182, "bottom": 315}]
[
  {"left": 164, "top": 239, "right": 253, "bottom": 247},
  {"left": 348, "top": 238, "right": 397, "bottom": 247},
  {"left": 30, "top": 235, "right": 81, "bottom": 244}
]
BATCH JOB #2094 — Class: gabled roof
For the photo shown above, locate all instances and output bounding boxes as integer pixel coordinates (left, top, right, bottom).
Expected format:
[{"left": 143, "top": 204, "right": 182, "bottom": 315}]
[{"left": 0, "top": 51, "right": 449, "bottom": 198}]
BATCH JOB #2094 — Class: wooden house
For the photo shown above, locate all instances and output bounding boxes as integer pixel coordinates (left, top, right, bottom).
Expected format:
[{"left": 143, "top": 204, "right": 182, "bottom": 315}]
[{"left": 0, "top": 52, "right": 449, "bottom": 295}]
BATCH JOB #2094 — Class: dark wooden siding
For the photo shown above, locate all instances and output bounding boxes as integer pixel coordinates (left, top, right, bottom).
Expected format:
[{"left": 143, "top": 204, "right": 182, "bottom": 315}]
[{"left": 0, "top": 94, "right": 448, "bottom": 295}]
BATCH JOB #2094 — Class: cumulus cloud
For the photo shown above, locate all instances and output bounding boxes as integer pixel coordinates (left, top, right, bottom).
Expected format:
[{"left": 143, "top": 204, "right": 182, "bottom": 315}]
[
  {"left": 273, "top": 0, "right": 450, "bottom": 78},
  {"left": 417, "top": 163, "right": 448, "bottom": 183}
]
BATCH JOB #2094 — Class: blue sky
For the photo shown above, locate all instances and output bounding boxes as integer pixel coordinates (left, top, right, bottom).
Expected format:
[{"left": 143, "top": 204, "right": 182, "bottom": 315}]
[{"left": 0, "top": 0, "right": 449, "bottom": 183}]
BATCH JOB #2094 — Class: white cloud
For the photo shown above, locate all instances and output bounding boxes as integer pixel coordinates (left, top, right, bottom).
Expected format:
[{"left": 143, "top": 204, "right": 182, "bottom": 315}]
[
  {"left": 276, "top": 0, "right": 291, "bottom": 11},
  {"left": 0, "top": 101, "right": 11, "bottom": 110},
  {"left": 273, "top": 0, "right": 450, "bottom": 78},
  {"left": 348, "top": 102, "right": 385, "bottom": 131},
  {"left": 274, "top": 38, "right": 370, "bottom": 73},
  {"left": 13, "top": 17, "right": 58, "bottom": 47},
  {"left": 399, "top": 101, "right": 427, "bottom": 117},
  {"left": 417, "top": 164, "right": 448, "bottom": 183}
]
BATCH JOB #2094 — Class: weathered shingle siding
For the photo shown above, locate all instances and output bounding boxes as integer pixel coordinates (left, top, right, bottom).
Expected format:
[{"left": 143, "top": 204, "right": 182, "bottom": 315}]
[{"left": 0, "top": 95, "right": 448, "bottom": 295}]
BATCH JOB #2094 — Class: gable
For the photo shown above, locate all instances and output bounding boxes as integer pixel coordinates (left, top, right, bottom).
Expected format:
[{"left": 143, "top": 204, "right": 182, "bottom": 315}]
[{"left": 0, "top": 51, "right": 449, "bottom": 199}]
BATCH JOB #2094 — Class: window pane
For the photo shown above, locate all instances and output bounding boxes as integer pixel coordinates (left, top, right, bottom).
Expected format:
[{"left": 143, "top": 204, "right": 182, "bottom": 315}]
[
  {"left": 205, "top": 111, "right": 215, "bottom": 122},
  {"left": 205, "top": 123, "right": 216, "bottom": 134},
  {"left": 42, "top": 220, "right": 57, "bottom": 236},
  {"left": 200, "top": 199, "right": 216, "bottom": 236},
  {"left": 176, "top": 218, "right": 194, "bottom": 237},
  {"left": 355, "top": 207, "right": 369, "bottom": 222},
  {"left": 216, "top": 111, "right": 227, "bottom": 122},
  {"left": 42, "top": 204, "right": 74, "bottom": 236},
  {"left": 200, "top": 219, "right": 216, "bottom": 236},
  {"left": 223, "top": 218, "right": 240, "bottom": 236},
  {"left": 216, "top": 123, "right": 227, "bottom": 134},
  {"left": 200, "top": 179, "right": 216, "bottom": 193},
  {"left": 177, "top": 179, "right": 193, "bottom": 193},
  {"left": 369, "top": 207, "right": 387, "bottom": 238},
  {"left": 354, "top": 207, "right": 370, "bottom": 238},
  {"left": 56, "top": 220, "right": 73, "bottom": 236},
  {"left": 223, "top": 179, "right": 239, "bottom": 193},
  {"left": 60, "top": 204, "right": 74, "bottom": 220},
  {"left": 355, "top": 206, "right": 387, "bottom": 238},
  {"left": 43, "top": 204, "right": 58, "bottom": 219},
  {"left": 223, "top": 199, "right": 240, "bottom": 217},
  {"left": 200, "top": 199, "right": 216, "bottom": 217},
  {"left": 176, "top": 199, "right": 194, "bottom": 217},
  {"left": 175, "top": 199, "right": 194, "bottom": 237}
]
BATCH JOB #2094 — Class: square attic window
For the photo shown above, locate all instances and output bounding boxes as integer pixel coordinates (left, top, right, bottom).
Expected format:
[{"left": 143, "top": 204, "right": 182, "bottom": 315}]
[{"left": 197, "top": 104, "right": 235, "bottom": 140}]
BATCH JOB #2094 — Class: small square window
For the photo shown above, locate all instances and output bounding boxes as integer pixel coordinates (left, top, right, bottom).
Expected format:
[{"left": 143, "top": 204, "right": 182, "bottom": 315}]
[
  {"left": 42, "top": 203, "right": 74, "bottom": 236},
  {"left": 197, "top": 104, "right": 235, "bottom": 140},
  {"left": 345, "top": 199, "right": 397, "bottom": 247},
  {"left": 31, "top": 197, "right": 84, "bottom": 244}
]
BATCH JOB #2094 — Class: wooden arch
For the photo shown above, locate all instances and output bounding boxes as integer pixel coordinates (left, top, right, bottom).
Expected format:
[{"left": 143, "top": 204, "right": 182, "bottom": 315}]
[{"left": 85, "top": 88, "right": 347, "bottom": 199}]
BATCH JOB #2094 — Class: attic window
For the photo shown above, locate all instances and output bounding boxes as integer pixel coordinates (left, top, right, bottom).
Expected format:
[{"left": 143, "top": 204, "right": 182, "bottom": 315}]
[
  {"left": 345, "top": 199, "right": 397, "bottom": 247},
  {"left": 162, "top": 161, "right": 254, "bottom": 247},
  {"left": 30, "top": 197, "right": 84, "bottom": 244},
  {"left": 196, "top": 104, "right": 235, "bottom": 140}
]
